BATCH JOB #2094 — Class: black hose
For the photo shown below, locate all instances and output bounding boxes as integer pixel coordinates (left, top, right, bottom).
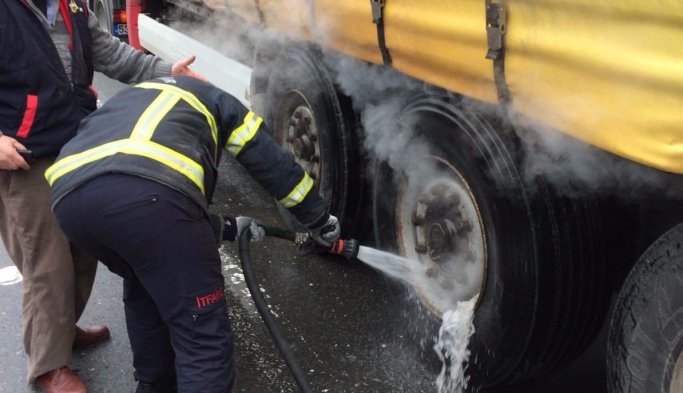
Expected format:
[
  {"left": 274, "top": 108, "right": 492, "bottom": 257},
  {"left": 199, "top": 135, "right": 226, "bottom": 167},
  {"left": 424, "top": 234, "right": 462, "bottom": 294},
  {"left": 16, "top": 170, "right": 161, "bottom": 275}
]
[
  {"left": 237, "top": 229, "right": 314, "bottom": 393},
  {"left": 261, "top": 225, "right": 297, "bottom": 242}
]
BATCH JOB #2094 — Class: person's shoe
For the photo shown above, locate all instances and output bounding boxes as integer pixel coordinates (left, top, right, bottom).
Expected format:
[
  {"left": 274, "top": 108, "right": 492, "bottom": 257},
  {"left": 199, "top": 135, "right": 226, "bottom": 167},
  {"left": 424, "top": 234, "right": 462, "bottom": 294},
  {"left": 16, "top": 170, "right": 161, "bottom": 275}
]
[
  {"left": 36, "top": 367, "right": 87, "bottom": 393},
  {"left": 72, "top": 325, "right": 111, "bottom": 349}
]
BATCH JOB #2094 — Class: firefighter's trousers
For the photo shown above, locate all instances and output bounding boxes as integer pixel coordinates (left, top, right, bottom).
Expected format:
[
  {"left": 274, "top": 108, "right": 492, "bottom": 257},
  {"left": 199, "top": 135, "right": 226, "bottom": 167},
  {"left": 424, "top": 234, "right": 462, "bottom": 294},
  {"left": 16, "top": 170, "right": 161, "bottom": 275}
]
[{"left": 54, "top": 173, "right": 235, "bottom": 393}]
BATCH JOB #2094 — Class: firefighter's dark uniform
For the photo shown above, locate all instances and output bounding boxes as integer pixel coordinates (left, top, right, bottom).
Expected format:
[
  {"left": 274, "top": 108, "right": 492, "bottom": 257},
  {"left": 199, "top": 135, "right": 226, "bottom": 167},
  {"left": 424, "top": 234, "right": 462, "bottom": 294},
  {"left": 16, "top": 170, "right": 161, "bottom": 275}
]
[{"left": 46, "top": 76, "right": 329, "bottom": 393}]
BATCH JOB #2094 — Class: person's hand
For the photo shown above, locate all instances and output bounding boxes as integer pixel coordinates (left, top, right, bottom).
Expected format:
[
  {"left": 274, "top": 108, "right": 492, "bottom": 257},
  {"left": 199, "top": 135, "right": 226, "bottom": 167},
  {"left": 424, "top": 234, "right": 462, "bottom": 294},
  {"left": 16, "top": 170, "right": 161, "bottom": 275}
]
[
  {"left": 0, "top": 136, "right": 30, "bottom": 170},
  {"left": 171, "top": 55, "right": 208, "bottom": 82},
  {"left": 309, "top": 215, "right": 340, "bottom": 247},
  {"left": 235, "top": 216, "right": 265, "bottom": 242}
]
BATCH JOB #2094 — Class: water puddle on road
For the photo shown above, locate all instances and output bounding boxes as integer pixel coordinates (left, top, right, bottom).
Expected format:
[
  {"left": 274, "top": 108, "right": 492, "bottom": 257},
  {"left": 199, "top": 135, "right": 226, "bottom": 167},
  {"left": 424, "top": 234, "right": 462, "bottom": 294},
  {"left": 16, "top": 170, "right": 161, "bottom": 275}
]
[{"left": 355, "top": 245, "right": 476, "bottom": 393}]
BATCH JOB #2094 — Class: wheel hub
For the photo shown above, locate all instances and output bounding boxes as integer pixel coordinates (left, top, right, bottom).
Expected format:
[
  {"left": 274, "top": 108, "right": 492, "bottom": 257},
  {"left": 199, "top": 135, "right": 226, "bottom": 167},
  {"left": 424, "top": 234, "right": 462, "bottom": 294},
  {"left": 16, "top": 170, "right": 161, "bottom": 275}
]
[
  {"left": 427, "top": 220, "right": 457, "bottom": 260},
  {"left": 396, "top": 157, "right": 486, "bottom": 315},
  {"left": 291, "top": 134, "right": 315, "bottom": 160},
  {"left": 275, "top": 93, "right": 321, "bottom": 182}
]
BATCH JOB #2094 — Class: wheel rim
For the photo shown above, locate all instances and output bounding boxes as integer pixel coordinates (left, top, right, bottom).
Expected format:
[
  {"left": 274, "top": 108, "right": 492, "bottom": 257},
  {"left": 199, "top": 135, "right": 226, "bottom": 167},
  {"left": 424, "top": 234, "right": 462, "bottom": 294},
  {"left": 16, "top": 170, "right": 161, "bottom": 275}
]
[
  {"left": 395, "top": 156, "right": 487, "bottom": 315},
  {"left": 671, "top": 349, "right": 683, "bottom": 393},
  {"left": 274, "top": 91, "right": 322, "bottom": 184}
]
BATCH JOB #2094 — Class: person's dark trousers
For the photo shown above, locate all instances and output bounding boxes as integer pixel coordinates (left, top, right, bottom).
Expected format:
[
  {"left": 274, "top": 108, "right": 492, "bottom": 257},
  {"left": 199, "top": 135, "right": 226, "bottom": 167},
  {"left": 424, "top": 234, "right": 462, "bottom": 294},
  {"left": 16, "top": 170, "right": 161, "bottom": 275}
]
[{"left": 54, "top": 173, "right": 235, "bottom": 393}]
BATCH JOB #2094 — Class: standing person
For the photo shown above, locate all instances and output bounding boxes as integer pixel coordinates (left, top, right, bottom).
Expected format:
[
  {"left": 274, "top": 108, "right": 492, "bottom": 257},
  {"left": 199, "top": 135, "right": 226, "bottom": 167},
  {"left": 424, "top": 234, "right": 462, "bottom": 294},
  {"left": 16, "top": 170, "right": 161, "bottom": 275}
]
[
  {"left": 0, "top": 1, "right": 205, "bottom": 392},
  {"left": 47, "top": 75, "right": 341, "bottom": 393}
]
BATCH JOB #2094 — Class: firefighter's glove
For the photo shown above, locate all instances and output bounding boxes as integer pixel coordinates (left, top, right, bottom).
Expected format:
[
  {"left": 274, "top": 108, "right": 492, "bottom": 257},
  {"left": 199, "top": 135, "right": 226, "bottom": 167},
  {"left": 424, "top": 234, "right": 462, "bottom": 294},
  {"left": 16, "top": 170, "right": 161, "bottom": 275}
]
[
  {"left": 235, "top": 216, "right": 265, "bottom": 242},
  {"left": 223, "top": 216, "right": 264, "bottom": 242},
  {"left": 309, "top": 214, "right": 340, "bottom": 248},
  {"left": 211, "top": 215, "right": 264, "bottom": 243}
]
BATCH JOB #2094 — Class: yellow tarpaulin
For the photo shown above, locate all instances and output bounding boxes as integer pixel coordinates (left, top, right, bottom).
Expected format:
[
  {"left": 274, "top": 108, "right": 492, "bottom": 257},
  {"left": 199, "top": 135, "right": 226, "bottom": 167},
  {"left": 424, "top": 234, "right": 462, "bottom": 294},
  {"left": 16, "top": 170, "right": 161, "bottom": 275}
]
[{"left": 224, "top": 0, "right": 683, "bottom": 174}]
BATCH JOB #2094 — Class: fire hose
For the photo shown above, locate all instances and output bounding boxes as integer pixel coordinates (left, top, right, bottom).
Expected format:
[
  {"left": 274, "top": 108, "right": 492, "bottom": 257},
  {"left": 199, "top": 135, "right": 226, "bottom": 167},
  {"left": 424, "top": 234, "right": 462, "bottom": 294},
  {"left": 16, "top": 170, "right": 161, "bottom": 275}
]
[{"left": 237, "top": 226, "right": 358, "bottom": 393}]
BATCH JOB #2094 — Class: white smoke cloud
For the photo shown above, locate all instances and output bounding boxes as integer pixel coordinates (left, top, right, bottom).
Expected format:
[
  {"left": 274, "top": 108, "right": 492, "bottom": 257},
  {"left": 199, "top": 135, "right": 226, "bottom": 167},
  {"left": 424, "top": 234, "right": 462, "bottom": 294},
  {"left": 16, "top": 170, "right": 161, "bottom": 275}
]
[
  {"left": 511, "top": 114, "right": 682, "bottom": 198},
  {"left": 322, "top": 53, "right": 439, "bottom": 192},
  {"left": 168, "top": 5, "right": 682, "bottom": 200}
]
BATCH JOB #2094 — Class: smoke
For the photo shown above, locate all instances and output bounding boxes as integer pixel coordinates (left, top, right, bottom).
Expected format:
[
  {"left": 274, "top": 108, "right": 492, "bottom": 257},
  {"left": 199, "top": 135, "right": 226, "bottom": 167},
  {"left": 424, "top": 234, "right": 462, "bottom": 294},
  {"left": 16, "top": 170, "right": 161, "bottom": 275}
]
[
  {"left": 325, "top": 51, "right": 681, "bottom": 200},
  {"left": 165, "top": 12, "right": 244, "bottom": 65},
  {"left": 167, "top": 8, "right": 436, "bottom": 192},
  {"left": 511, "top": 114, "right": 683, "bottom": 199},
  {"left": 166, "top": 3, "right": 682, "bottom": 201},
  {"left": 325, "top": 55, "right": 423, "bottom": 109},
  {"left": 324, "top": 54, "right": 442, "bottom": 195}
]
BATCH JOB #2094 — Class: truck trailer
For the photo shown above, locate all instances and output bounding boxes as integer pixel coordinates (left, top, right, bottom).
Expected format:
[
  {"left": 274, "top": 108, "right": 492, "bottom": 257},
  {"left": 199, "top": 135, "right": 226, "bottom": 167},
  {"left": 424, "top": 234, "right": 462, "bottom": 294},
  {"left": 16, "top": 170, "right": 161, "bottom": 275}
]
[{"left": 100, "top": 0, "right": 683, "bottom": 391}]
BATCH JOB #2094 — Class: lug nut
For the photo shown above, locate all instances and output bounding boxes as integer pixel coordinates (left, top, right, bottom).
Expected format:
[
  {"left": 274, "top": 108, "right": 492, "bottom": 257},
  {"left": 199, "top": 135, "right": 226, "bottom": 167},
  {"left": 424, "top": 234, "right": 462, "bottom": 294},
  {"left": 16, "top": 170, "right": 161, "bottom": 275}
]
[
  {"left": 464, "top": 248, "right": 475, "bottom": 262},
  {"left": 428, "top": 249, "right": 442, "bottom": 262},
  {"left": 431, "top": 184, "right": 448, "bottom": 197},
  {"left": 447, "top": 193, "right": 461, "bottom": 206},
  {"left": 454, "top": 269, "right": 468, "bottom": 285},
  {"left": 415, "top": 229, "right": 427, "bottom": 253},
  {"left": 457, "top": 219, "right": 473, "bottom": 235},
  {"left": 413, "top": 213, "right": 425, "bottom": 226},
  {"left": 413, "top": 203, "right": 428, "bottom": 225}
]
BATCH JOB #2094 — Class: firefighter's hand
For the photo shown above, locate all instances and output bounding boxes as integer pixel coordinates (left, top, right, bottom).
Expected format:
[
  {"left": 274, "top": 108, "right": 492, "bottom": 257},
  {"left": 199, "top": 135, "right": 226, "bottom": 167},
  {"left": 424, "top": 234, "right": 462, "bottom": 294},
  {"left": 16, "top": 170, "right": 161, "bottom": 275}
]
[
  {"left": 171, "top": 55, "right": 208, "bottom": 82},
  {"left": 309, "top": 214, "right": 340, "bottom": 248},
  {"left": 235, "top": 216, "right": 265, "bottom": 242},
  {"left": 0, "top": 136, "right": 30, "bottom": 171}
]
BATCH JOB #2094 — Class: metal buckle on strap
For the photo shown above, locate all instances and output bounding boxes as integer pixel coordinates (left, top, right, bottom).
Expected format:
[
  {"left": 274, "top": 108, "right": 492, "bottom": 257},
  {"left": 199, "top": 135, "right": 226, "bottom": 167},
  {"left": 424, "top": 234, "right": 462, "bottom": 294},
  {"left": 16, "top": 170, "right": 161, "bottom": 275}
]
[
  {"left": 371, "top": 0, "right": 384, "bottom": 23},
  {"left": 369, "top": 0, "right": 392, "bottom": 65},
  {"left": 485, "top": 0, "right": 507, "bottom": 60}
]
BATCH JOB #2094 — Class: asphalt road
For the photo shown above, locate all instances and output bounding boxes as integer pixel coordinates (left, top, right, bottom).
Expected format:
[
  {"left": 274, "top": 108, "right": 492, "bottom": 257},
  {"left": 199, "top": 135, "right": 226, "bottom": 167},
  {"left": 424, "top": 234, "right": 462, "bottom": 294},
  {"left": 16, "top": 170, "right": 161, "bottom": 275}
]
[{"left": 0, "top": 74, "right": 609, "bottom": 393}]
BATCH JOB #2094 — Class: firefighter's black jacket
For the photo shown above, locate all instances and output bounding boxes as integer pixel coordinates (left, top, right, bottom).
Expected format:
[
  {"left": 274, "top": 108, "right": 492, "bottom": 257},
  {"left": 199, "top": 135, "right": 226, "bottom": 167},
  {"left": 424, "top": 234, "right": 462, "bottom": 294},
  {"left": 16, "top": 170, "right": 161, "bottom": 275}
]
[{"left": 47, "top": 76, "right": 327, "bottom": 227}]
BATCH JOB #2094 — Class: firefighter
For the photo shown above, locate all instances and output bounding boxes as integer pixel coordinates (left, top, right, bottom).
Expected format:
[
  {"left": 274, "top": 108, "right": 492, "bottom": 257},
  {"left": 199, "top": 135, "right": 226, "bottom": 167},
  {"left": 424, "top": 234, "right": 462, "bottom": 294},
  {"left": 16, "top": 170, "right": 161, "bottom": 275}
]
[{"left": 46, "top": 75, "right": 341, "bottom": 393}]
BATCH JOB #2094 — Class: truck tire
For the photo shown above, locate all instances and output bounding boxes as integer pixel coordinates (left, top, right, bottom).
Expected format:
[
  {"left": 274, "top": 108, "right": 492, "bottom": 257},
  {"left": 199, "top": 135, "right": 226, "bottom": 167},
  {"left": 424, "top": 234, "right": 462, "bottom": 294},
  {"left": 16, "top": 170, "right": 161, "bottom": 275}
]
[
  {"left": 251, "top": 45, "right": 365, "bottom": 234},
  {"left": 607, "top": 223, "right": 683, "bottom": 393},
  {"left": 372, "top": 96, "right": 612, "bottom": 387}
]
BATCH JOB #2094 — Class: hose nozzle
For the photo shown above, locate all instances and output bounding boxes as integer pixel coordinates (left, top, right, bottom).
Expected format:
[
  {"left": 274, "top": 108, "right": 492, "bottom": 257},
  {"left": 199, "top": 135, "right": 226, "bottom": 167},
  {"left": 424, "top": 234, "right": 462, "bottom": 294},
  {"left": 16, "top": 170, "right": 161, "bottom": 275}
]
[
  {"left": 263, "top": 226, "right": 358, "bottom": 260},
  {"left": 329, "top": 238, "right": 359, "bottom": 259}
]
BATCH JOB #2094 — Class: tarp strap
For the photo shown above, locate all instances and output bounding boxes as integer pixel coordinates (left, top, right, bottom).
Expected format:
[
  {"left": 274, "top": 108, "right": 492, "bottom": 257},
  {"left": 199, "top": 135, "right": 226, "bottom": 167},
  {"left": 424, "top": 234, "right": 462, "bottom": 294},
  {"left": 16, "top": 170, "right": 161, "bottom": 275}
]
[
  {"left": 254, "top": 0, "right": 265, "bottom": 24},
  {"left": 371, "top": 0, "right": 392, "bottom": 65},
  {"left": 485, "top": 0, "right": 510, "bottom": 105}
]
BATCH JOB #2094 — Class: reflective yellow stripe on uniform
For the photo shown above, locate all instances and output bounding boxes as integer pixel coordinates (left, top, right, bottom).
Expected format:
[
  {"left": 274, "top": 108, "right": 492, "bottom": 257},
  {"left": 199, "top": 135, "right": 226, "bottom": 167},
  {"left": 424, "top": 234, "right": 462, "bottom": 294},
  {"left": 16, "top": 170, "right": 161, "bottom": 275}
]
[
  {"left": 278, "top": 172, "right": 314, "bottom": 208},
  {"left": 45, "top": 139, "right": 205, "bottom": 194},
  {"left": 130, "top": 90, "right": 181, "bottom": 140},
  {"left": 226, "top": 111, "right": 263, "bottom": 157},
  {"left": 135, "top": 82, "right": 218, "bottom": 150}
]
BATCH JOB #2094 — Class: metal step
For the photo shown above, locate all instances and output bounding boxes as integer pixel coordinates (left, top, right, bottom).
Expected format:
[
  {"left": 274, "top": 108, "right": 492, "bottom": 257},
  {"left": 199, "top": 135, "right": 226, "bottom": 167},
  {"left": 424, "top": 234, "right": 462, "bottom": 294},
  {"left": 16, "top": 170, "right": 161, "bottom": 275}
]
[{"left": 138, "top": 14, "right": 253, "bottom": 107}]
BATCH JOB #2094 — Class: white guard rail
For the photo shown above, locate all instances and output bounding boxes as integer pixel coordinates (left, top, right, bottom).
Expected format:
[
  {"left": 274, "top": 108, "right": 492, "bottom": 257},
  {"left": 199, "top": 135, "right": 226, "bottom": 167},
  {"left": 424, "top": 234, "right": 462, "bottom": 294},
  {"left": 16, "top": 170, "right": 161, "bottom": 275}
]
[{"left": 138, "top": 14, "right": 253, "bottom": 107}]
